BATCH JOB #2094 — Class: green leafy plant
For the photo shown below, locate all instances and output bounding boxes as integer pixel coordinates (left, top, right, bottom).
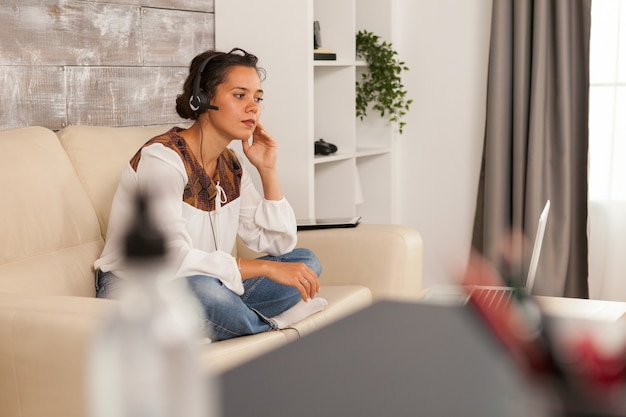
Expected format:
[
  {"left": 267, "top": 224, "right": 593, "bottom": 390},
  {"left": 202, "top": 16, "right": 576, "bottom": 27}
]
[{"left": 356, "top": 30, "right": 412, "bottom": 134}]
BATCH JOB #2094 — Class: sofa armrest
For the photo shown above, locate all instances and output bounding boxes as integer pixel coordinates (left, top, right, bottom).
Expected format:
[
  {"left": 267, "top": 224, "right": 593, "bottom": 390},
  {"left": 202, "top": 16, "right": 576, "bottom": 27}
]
[
  {"left": 235, "top": 224, "right": 423, "bottom": 300},
  {"left": 294, "top": 224, "right": 423, "bottom": 301}
]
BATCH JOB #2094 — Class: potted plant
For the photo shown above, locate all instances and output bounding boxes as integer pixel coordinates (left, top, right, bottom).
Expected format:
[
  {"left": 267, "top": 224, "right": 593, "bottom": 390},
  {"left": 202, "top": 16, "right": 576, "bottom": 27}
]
[{"left": 355, "top": 30, "right": 412, "bottom": 134}]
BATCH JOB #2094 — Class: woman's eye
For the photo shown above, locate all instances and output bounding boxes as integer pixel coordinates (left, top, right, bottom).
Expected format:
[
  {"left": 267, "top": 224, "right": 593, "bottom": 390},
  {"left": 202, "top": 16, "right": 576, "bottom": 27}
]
[{"left": 233, "top": 93, "right": 263, "bottom": 103}]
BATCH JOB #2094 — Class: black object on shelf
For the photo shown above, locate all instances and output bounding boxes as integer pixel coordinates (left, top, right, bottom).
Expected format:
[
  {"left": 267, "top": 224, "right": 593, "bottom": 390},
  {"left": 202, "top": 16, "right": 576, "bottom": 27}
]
[
  {"left": 313, "top": 21, "right": 336, "bottom": 60},
  {"left": 314, "top": 139, "right": 337, "bottom": 156},
  {"left": 314, "top": 50, "right": 337, "bottom": 61}
]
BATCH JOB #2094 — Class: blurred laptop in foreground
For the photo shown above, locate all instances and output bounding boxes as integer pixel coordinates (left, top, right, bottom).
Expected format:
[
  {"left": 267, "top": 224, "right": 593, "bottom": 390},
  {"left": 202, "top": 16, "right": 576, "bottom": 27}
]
[{"left": 422, "top": 200, "right": 626, "bottom": 322}]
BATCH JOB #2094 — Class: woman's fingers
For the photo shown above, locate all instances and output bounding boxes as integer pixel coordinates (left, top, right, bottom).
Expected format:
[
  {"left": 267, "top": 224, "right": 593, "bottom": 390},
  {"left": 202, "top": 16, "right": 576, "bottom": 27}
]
[
  {"left": 299, "top": 267, "right": 319, "bottom": 300},
  {"left": 296, "top": 282, "right": 309, "bottom": 301},
  {"left": 267, "top": 261, "right": 319, "bottom": 301},
  {"left": 299, "top": 278, "right": 310, "bottom": 300}
]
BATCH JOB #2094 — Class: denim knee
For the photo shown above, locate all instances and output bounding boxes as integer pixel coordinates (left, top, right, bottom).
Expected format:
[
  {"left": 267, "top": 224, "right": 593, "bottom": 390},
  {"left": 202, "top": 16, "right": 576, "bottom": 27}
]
[
  {"left": 186, "top": 275, "right": 240, "bottom": 311},
  {"left": 298, "top": 247, "right": 322, "bottom": 277},
  {"left": 185, "top": 274, "right": 274, "bottom": 340},
  {"left": 95, "top": 270, "right": 124, "bottom": 300},
  {"left": 277, "top": 247, "right": 322, "bottom": 278}
]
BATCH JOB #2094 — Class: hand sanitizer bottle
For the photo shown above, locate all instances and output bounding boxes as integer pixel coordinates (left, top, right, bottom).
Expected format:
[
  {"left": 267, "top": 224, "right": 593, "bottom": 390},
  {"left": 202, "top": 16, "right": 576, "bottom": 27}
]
[{"left": 87, "top": 191, "right": 217, "bottom": 417}]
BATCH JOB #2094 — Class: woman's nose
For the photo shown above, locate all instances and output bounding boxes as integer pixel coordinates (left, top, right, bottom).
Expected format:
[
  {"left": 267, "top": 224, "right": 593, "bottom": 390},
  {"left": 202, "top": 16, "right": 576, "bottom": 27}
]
[{"left": 247, "top": 99, "right": 260, "bottom": 113}]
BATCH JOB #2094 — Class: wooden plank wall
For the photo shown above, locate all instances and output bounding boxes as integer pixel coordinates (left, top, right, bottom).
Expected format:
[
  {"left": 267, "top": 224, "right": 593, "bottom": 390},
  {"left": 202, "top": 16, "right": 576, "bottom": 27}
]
[{"left": 0, "top": 0, "right": 215, "bottom": 130}]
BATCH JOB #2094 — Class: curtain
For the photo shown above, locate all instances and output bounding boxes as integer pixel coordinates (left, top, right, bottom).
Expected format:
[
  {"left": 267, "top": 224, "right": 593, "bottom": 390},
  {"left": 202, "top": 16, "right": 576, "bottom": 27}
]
[{"left": 472, "top": 0, "right": 592, "bottom": 297}]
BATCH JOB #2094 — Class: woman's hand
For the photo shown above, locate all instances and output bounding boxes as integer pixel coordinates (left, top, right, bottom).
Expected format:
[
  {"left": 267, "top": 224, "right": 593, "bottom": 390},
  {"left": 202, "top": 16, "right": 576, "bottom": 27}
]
[
  {"left": 242, "top": 121, "right": 283, "bottom": 201},
  {"left": 242, "top": 121, "right": 277, "bottom": 173},
  {"left": 241, "top": 259, "right": 320, "bottom": 301},
  {"left": 268, "top": 261, "right": 320, "bottom": 301}
]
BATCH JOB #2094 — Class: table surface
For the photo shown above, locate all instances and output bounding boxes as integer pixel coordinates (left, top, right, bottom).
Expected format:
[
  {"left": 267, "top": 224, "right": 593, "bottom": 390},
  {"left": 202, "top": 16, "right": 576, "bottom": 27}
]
[{"left": 534, "top": 295, "right": 626, "bottom": 322}]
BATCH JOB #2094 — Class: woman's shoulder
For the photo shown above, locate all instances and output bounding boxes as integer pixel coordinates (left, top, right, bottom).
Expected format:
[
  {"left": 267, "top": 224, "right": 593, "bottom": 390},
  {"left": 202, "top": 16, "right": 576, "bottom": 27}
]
[
  {"left": 129, "top": 127, "right": 188, "bottom": 171},
  {"left": 144, "top": 126, "right": 187, "bottom": 149}
]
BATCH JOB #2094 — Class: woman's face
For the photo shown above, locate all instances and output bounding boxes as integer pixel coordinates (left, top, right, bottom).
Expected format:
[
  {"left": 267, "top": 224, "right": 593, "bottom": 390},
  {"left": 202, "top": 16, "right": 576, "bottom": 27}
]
[{"left": 207, "top": 65, "right": 263, "bottom": 140}]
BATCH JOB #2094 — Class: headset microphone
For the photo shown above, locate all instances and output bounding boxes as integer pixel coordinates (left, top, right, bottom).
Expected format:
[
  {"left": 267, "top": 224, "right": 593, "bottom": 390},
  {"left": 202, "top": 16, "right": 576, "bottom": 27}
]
[
  {"left": 189, "top": 97, "right": 219, "bottom": 113},
  {"left": 190, "top": 53, "right": 220, "bottom": 116}
]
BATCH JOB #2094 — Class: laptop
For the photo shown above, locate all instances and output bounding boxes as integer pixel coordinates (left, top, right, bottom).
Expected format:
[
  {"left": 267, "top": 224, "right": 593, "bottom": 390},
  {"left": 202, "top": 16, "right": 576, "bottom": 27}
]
[
  {"left": 423, "top": 200, "right": 551, "bottom": 308},
  {"left": 423, "top": 200, "right": 626, "bottom": 322},
  {"left": 468, "top": 200, "right": 551, "bottom": 309},
  {"left": 296, "top": 216, "right": 361, "bottom": 231}
]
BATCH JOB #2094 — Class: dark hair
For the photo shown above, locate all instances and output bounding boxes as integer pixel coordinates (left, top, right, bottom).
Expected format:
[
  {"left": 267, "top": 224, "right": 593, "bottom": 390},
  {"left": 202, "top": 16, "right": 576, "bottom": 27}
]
[{"left": 175, "top": 48, "right": 265, "bottom": 120}]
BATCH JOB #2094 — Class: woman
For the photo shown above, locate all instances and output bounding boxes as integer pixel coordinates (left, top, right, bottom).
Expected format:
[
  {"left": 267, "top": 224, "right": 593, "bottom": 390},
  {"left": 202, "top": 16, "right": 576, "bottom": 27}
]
[{"left": 94, "top": 48, "right": 326, "bottom": 341}]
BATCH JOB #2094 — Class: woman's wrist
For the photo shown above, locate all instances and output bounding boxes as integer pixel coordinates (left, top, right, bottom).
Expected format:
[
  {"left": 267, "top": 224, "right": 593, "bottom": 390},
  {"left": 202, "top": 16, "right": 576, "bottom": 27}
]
[
  {"left": 258, "top": 168, "right": 282, "bottom": 200},
  {"left": 238, "top": 258, "right": 272, "bottom": 280}
]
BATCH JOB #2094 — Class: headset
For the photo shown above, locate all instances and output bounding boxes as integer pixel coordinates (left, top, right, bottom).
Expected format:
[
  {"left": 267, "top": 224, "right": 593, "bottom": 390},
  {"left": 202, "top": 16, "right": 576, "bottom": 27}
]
[
  {"left": 189, "top": 54, "right": 220, "bottom": 116},
  {"left": 189, "top": 48, "right": 252, "bottom": 117}
]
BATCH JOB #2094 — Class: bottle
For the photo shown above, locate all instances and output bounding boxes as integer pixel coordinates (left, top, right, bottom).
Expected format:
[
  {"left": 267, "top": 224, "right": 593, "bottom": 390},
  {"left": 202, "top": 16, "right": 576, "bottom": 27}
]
[{"left": 87, "top": 191, "right": 216, "bottom": 417}]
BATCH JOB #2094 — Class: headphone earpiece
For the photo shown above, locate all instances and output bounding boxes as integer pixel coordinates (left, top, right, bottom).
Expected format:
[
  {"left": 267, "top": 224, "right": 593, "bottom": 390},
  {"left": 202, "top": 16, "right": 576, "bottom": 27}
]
[{"left": 190, "top": 54, "right": 220, "bottom": 116}]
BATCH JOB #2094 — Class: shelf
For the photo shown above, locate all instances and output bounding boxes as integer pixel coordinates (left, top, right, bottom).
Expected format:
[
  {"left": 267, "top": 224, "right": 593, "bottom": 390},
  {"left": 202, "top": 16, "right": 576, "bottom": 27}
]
[
  {"left": 356, "top": 146, "right": 391, "bottom": 158},
  {"left": 314, "top": 152, "right": 354, "bottom": 164},
  {"left": 313, "top": 147, "right": 391, "bottom": 164},
  {"left": 314, "top": 60, "right": 356, "bottom": 67},
  {"left": 216, "top": 0, "right": 395, "bottom": 222}
]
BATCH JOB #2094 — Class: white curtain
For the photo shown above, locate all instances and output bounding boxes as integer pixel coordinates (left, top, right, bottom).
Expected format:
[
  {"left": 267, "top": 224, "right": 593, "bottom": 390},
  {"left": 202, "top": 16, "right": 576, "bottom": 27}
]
[{"left": 588, "top": 0, "right": 626, "bottom": 300}]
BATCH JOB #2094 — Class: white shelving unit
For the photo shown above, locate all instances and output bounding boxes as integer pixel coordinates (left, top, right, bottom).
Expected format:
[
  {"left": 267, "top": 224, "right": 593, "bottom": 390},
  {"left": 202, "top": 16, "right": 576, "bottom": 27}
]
[{"left": 215, "top": 0, "right": 396, "bottom": 223}]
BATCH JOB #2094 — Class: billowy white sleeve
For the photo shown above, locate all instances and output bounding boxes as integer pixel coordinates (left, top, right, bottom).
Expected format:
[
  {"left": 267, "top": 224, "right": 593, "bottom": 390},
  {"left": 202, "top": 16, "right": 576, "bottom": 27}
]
[{"left": 236, "top": 163, "right": 298, "bottom": 256}]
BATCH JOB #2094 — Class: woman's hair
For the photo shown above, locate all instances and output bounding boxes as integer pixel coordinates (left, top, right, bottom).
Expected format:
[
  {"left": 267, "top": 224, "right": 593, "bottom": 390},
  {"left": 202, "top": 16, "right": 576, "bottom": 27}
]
[{"left": 175, "top": 48, "right": 265, "bottom": 120}]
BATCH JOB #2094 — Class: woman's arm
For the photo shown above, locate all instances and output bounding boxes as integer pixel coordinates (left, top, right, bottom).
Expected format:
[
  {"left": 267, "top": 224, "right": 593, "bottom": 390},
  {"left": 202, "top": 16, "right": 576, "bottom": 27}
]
[{"left": 242, "top": 122, "right": 282, "bottom": 201}]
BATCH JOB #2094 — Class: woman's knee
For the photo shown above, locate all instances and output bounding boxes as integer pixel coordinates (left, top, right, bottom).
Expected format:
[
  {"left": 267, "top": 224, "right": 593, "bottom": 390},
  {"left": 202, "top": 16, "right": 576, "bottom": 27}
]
[
  {"left": 186, "top": 275, "right": 274, "bottom": 340},
  {"left": 186, "top": 275, "right": 238, "bottom": 307},
  {"left": 291, "top": 247, "right": 322, "bottom": 277},
  {"left": 95, "top": 270, "right": 124, "bottom": 299}
]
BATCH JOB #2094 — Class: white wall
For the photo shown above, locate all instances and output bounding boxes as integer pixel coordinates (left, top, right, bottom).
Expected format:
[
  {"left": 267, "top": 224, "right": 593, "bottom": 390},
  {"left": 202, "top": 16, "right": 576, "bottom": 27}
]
[{"left": 393, "top": 0, "right": 493, "bottom": 288}]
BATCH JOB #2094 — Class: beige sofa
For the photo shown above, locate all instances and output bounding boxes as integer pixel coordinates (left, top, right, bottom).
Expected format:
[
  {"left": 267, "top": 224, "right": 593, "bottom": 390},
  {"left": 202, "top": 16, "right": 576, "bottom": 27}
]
[{"left": 0, "top": 125, "right": 423, "bottom": 417}]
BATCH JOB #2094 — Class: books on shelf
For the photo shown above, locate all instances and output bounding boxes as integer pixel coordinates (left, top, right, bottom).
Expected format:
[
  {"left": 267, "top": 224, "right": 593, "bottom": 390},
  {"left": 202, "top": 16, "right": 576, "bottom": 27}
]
[{"left": 314, "top": 48, "right": 336, "bottom": 61}]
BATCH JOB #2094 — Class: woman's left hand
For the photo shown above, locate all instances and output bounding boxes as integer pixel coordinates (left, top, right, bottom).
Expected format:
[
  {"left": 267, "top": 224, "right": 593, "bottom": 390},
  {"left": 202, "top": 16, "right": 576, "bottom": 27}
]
[{"left": 242, "top": 122, "right": 277, "bottom": 173}]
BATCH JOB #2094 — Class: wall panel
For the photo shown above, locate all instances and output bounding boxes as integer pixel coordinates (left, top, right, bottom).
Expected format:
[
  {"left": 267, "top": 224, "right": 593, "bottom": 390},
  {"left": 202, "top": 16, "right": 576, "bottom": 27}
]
[
  {"left": 0, "top": 66, "right": 67, "bottom": 130},
  {"left": 85, "top": 0, "right": 214, "bottom": 13},
  {"left": 0, "top": 0, "right": 215, "bottom": 130},
  {"left": 0, "top": 0, "right": 142, "bottom": 66},
  {"left": 66, "top": 66, "right": 187, "bottom": 127},
  {"left": 142, "top": 7, "right": 215, "bottom": 66}
]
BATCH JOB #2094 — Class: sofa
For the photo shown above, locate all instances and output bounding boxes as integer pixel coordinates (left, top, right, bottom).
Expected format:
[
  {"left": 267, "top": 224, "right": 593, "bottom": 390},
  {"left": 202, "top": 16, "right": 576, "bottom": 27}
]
[{"left": 0, "top": 125, "right": 424, "bottom": 417}]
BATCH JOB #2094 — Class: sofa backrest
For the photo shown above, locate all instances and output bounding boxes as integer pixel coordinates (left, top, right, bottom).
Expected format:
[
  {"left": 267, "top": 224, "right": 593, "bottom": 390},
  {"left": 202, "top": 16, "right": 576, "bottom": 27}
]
[
  {"left": 0, "top": 127, "right": 103, "bottom": 297},
  {"left": 57, "top": 125, "right": 176, "bottom": 238}
]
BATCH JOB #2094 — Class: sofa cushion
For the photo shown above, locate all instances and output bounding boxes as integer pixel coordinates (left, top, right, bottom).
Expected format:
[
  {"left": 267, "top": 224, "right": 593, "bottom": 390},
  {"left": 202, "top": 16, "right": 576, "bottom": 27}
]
[
  {"left": 57, "top": 124, "right": 178, "bottom": 238},
  {"left": 0, "top": 127, "right": 103, "bottom": 296},
  {"left": 202, "top": 330, "right": 289, "bottom": 375}
]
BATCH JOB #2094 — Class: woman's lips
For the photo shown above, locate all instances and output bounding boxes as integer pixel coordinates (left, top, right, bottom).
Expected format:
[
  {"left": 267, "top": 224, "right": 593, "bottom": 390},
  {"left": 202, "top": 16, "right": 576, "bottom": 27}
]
[{"left": 242, "top": 119, "right": 255, "bottom": 128}]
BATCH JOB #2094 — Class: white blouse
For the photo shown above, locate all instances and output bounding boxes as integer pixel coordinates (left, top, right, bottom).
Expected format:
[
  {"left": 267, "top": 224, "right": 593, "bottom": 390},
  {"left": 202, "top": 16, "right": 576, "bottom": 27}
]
[{"left": 95, "top": 128, "right": 297, "bottom": 295}]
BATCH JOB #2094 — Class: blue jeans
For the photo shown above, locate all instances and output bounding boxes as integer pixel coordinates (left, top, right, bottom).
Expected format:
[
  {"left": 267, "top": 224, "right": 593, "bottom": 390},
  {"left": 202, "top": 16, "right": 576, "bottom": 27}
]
[{"left": 96, "top": 248, "right": 322, "bottom": 341}]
